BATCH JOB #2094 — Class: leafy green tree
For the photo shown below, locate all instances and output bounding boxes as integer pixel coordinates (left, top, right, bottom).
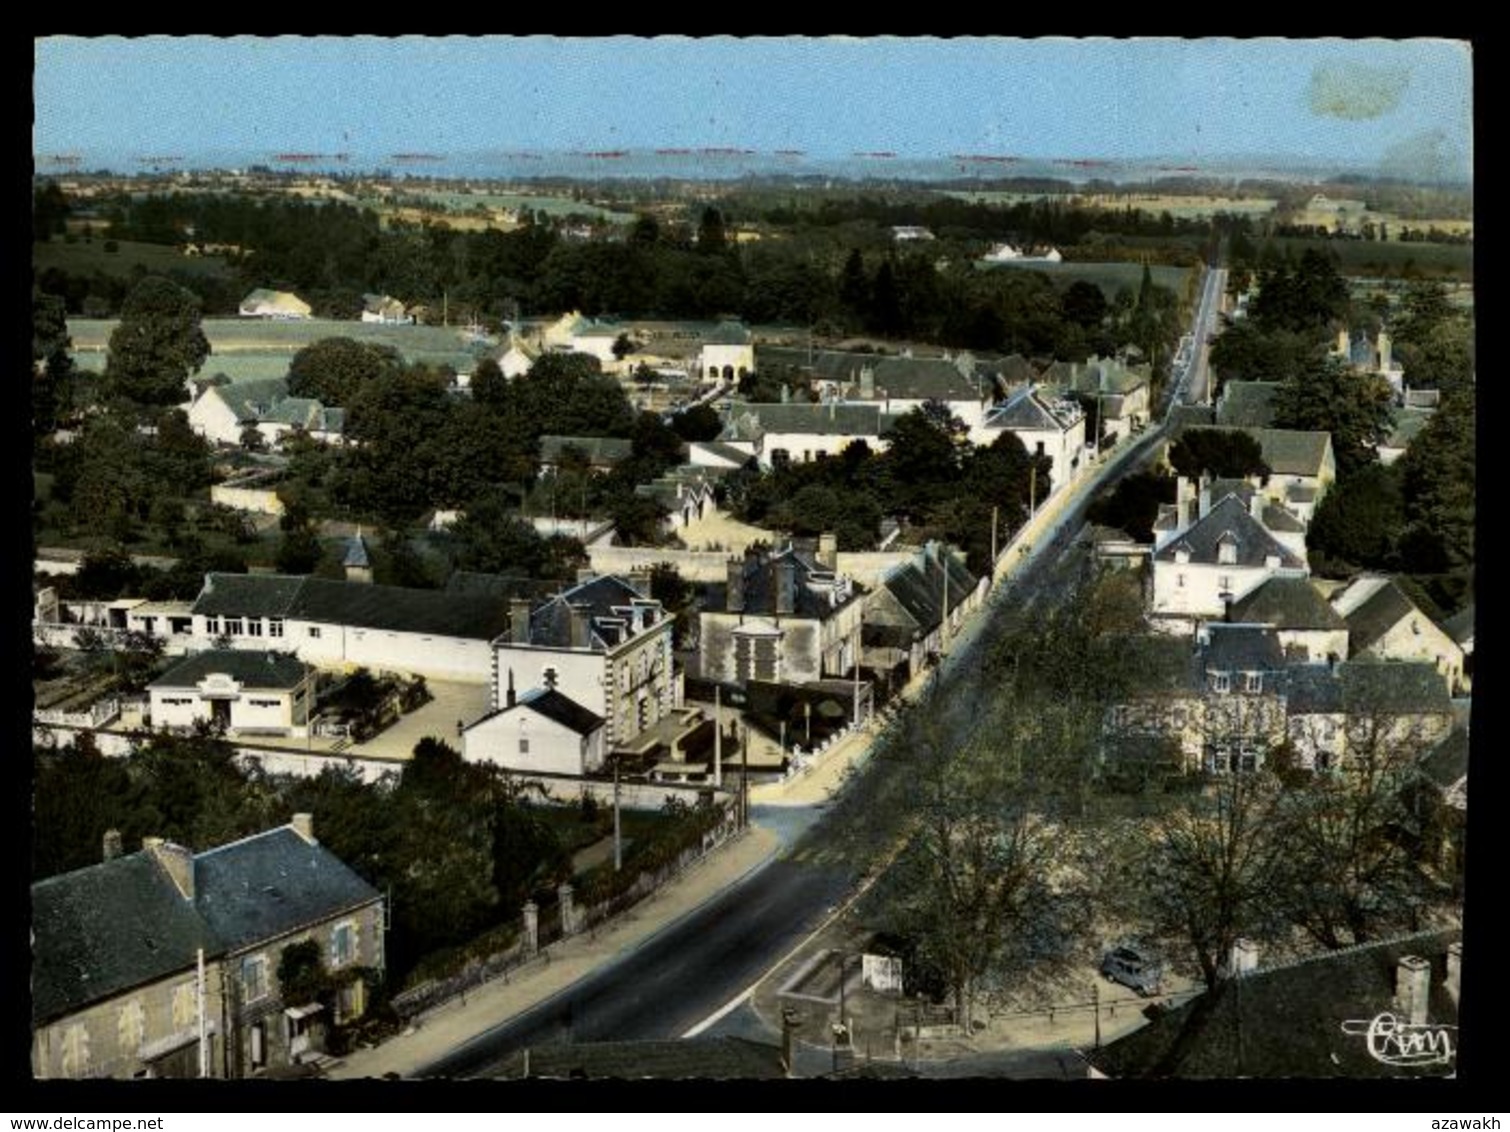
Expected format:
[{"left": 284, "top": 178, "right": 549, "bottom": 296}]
[
  {"left": 1061, "top": 280, "right": 1109, "bottom": 329},
  {"left": 670, "top": 403, "right": 723, "bottom": 442},
  {"left": 1396, "top": 393, "right": 1475, "bottom": 573},
  {"left": 1168, "top": 428, "right": 1270, "bottom": 481},
  {"left": 103, "top": 277, "right": 211, "bottom": 409},
  {"left": 696, "top": 206, "right": 728, "bottom": 255},
  {"left": 1306, "top": 463, "right": 1405, "bottom": 575},
  {"left": 1272, "top": 355, "right": 1393, "bottom": 477},
  {"left": 287, "top": 337, "right": 403, "bottom": 406},
  {"left": 33, "top": 179, "right": 71, "bottom": 237},
  {"left": 1208, "top": 319, "right": 1326, "bottom": 389},
  {"left": 33, "top": 288, "right": 76, "bottom": 432}
]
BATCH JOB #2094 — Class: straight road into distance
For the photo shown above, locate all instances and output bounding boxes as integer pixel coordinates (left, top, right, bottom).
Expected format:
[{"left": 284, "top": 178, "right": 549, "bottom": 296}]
[{"left": 415, "top": 265, "right": 1226, "bottom": 1079}]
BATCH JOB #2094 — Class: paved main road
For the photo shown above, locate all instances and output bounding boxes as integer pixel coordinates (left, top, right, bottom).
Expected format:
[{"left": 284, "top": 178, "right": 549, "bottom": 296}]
[{"left": 411, "top": 275, "right": 1222, "bottom": 1079}]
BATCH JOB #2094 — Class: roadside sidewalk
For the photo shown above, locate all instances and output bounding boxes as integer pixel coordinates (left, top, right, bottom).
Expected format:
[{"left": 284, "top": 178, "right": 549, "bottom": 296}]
[{"left": 328, "top": 822, "right": 782, "bottom": 1079}]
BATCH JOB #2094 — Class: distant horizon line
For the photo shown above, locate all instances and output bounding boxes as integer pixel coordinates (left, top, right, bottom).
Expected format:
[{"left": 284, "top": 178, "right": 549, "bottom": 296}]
[{"left": 32, "top": 146, "right": 1471, "bottom": 189}]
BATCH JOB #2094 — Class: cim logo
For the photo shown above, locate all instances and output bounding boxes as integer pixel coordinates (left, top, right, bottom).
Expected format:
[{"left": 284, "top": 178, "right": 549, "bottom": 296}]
[{"left": 1340, "top": 1013, "right": 1457, "bottom": 1069}]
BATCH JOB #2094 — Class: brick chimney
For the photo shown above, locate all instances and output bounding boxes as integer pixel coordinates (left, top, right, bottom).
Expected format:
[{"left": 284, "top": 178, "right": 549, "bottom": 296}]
[
  {"left": 290, "top": 812, "right": 316, "bottom": 844},
  {"left": 103, "top": 829, "right": 123, "bottom": 861},
  {"left": 775, "top": 559, "right": 796, "bottom": 617},
  {"left": 510, "top": 598, "right": 532, "bottom": 645},
  {"left": 144, "top": 837, "right": 194, "bottom": 901},
  {"left": 1395, "top": 954, "right": 1433, "bottom": 1026},
  {"left": 726, "top": 557, "right": 745, "bottom": 613},
  {"left": 817, "top": 532, "right": 838, "bottom": 571},
  {"left": 627, "top": 567, "right": 652, "bottom": 597},
  {"left": 506, "top": 667, "right": 517, "bottom": 709},
  {"left": 1249, "top": 492, "right": 1264, "bottom": 522},
  {"left": 1198, "top": 474, "right": 1212, "bottom": 520},
  {"left": 569, "top": 603, "right": 592, "bottom": 649}
]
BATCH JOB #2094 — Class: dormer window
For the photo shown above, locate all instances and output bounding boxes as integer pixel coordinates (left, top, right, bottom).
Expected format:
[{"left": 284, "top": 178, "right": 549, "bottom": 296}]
[
  {"left": 1244, "top": 672, "right": 1263, "bottom": 694},
  {"left": 1217, "top": 534, "right": 1238, "bottom": 566},
  {"left": 1211, "top": 672, "right": 1231, "bottom": 694}
]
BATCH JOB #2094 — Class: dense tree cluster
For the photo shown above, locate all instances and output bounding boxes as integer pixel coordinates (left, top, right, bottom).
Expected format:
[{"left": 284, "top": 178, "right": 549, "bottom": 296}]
[{"left": 725, "top": 405, "right": 1049, "bottom": 574}]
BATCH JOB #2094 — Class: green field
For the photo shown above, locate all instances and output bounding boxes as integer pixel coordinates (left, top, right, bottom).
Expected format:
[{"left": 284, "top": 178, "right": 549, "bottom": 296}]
[
  {"left": 977, "top": 259, "right": 1191, "bottom": 297},
  {"left": 69, "top": 317, "right": 492, "bottom": 380},
  {"left": 34, "top": 238, "right": 233, "bottom": 279},
  {"left": 942, "top": 191, "right": 1278, "bottom": 220}
]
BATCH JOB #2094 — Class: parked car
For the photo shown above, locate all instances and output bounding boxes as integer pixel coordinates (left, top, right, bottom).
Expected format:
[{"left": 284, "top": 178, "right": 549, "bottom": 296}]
[{"left": 1100, "top": 945, "right": 1164, "bottom": 996}]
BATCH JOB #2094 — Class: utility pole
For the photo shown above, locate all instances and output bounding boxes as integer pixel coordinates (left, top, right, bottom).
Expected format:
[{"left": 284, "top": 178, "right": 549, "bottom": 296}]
[
  {"left": 612, "top": 758, "right": 622, "bottom": 872},
  {"left": 713, "top": 685, "right": 723, "bottom": 788},
  {"left": 1093, "top": 980, "right": 1102, "bottom": 1050},
  {"left": 740, "top": 723, "right": 749, "bottom": 828},
  {"left": 196, "top": 947, "right": 208, "bottom": 1079},
  {"left": 990, "top": 505, "right": 999, "bottom": 570},
  {"left": 1030, "top": 463, "right": 1037, "bottom": 518}
]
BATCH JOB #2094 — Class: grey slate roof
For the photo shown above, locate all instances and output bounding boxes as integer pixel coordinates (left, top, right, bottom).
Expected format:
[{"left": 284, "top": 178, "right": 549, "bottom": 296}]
[
  {"left": 539, "top": 435, "right": 636, "bottom": 467},
  {"left": 868, "top": 356, "right": 983, "bottom": 401},
  {"left": 150, "top": 649, "right": 309, "bottom": 691},
  {"left": 1229, "top": 577, "right": 1345, "bottom": 631},
  {"left": 193, "top": 573, "right": 514, "bottom": 641},
  {"left": 1344, "top": 580, "right": 1419, "bottom": 654},
  {"left": 1441, "top": 603, "right": 1474, "bottom": 646},
  {"left": 1180, "top": 427, "right": 1333, "bottom": 479},
  {"left": 1418, "top": 728, "right": 1468, "bottom": 793},
  {"left": 523, "top": 574, "right": 655, "bottom": 649},
  {"left": 1261, "top": 503, "right": 1306, "bottom": 533},
  {"left": 1152, "top": 495, "right": 1305, "bottom": 568},
  {"left": 32, "top": 853, "right": 218, "bottom": 1025},
  {"left": 1215, "top": 381, "right": 1280, "bottom": 428},
  {"left": 193, "top": 826, "right": 379, "bottom": 954},
  {"left": 875, "top": 544, "right": 978, "bottom": 634},
  {"left": 724, "top": 403, "right": 892, "bottom": 440},
  {"left": 31, "top": 824, "right": 379, "bottom": 1025},
  {"left": 1340, "top": 660, "right": 1451, "bottom": 715},
  {"left": 516, "top": 687, "right": 605, "bottom": 735},
  {"left": 1200, "top": 624, "right": 1286, "bottom": 673},
  {"left": 986, "top": 386, "right": 1083, "bottom": 432},
  {"left": 1089, "top": 929, "right": 1460, "bottom": 1078},
  {"left": 690, "top": 441, "right": 757, "bottom": 468},
  {"left": 704, "top": 320, "right": 753, "bottom": 346},
  {"left": 1284, "top": 663, "right": 1344, "bottom": 713}
]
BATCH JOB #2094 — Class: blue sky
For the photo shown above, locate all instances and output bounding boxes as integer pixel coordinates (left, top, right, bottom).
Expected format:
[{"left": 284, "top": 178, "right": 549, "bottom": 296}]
[{"left": 34, "top": 37, "right": 1472, "bottom": 175}]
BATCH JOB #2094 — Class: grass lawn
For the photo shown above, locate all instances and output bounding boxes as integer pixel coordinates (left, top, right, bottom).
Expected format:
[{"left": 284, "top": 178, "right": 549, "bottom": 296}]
[
  {"left": 374, "top": 189, "right": 634, "bottom": 222},
  {"left": 1261, "top": 237, "right": 1471, "bottom": 281},
  {"left": 34, "top": 238, "right": 233, "bottom": 279}
]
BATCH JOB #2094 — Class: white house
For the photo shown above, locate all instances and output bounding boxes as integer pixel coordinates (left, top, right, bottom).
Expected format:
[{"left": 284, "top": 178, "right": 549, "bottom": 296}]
[
  {"left": 720, "top": 403, "right": 903, "bottom": 469},
  {"left": 498, "top": 336, "right": 541, "bottom": 380},
  {"left": 360, "top": 294, "right": 413, "bottom": 325},
  {"left": 462, "top": 677, "right": 607, "bottom": 775},
  {"left": 186, "top": 378, "right": 345, "bottom": 448},
  {"left": 1148, "top": 483, "right": 1309, "bottom": 634},
  {"left": 979, "top": 385, "right": 1087, "bottom": 496},
  {"left": 148, "top": 649, "right": 314, "bottom": 737},
  {"left": 697, "top": 321, "right": 755, "bottom": 386},
  {"left": 238, "top": 289, "right": 312, "bottom": 320}
]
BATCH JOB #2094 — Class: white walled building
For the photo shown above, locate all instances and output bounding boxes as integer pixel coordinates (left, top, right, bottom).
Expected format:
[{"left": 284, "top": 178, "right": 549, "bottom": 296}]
[
  {"left": 979, "top": 385, "right": 1087, "bottom": 496},
  {"left": 490, "top": 575, "right": 680, "bottom": 751},
  {"left": 462, "top": 679, "right": 607, "bottom": 774},
  {"left": 188, "top": 573, "right": 513, "bottom": 683},
  {"left": 698, "top": 321, "right": 755, "bottom": 385},
  {"left": 148, "top": 649, "right": 314, "bottom": 737}
]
